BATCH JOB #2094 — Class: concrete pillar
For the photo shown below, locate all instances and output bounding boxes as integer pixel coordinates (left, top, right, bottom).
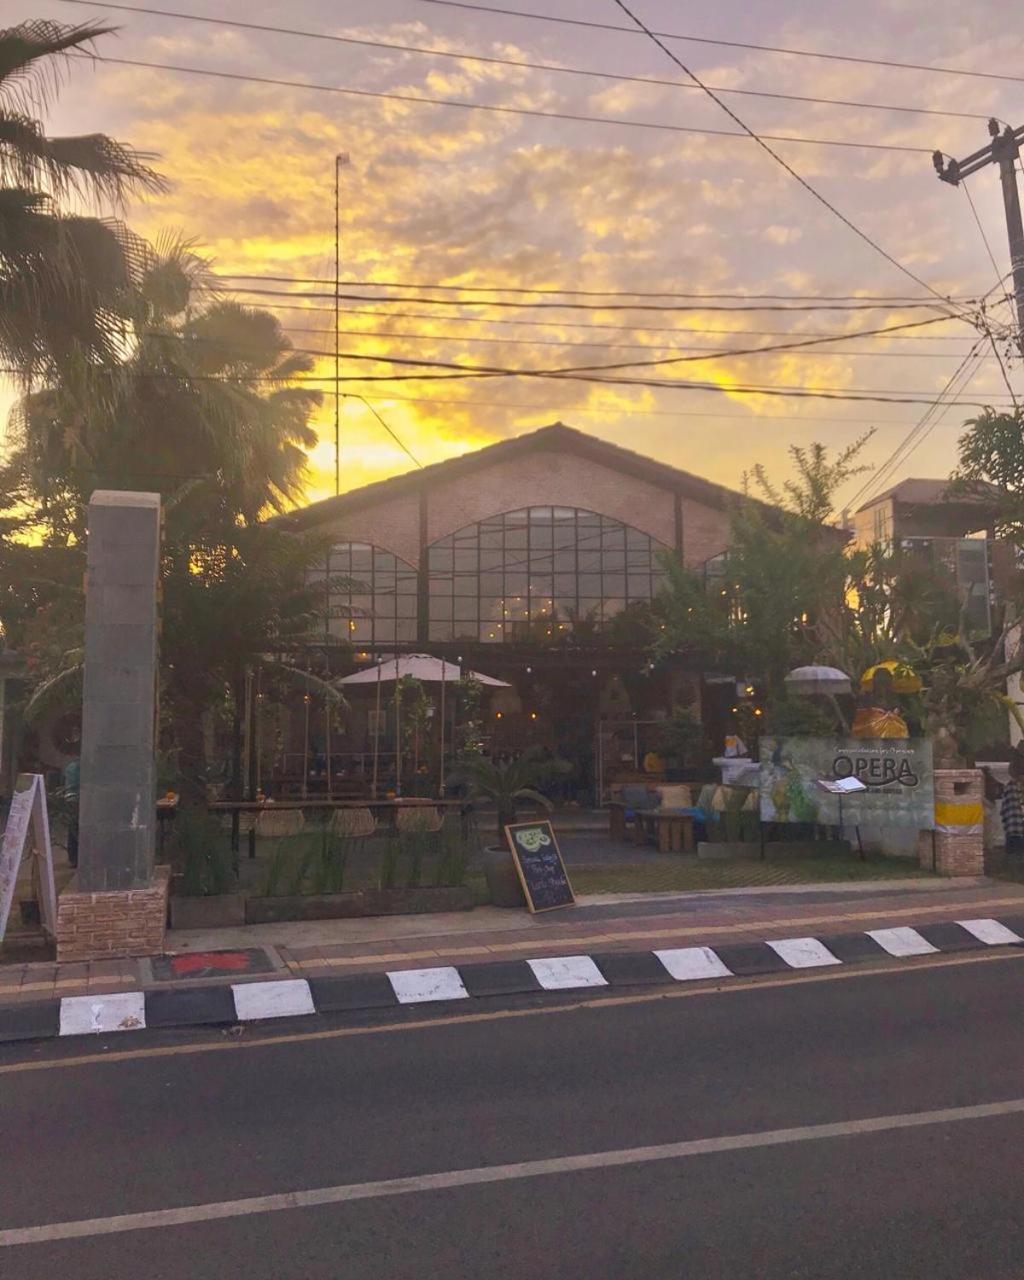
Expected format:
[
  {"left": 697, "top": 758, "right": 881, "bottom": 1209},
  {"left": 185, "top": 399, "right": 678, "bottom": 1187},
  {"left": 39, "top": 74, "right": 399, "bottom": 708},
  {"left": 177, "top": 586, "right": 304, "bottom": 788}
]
[{"left": 77, "top": 491, "right": 161, "bottom": 892}]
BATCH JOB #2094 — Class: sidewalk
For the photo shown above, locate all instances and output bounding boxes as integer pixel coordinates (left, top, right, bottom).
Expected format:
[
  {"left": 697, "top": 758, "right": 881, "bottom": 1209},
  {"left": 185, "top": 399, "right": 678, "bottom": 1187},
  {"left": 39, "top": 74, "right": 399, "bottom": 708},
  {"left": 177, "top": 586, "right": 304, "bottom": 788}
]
[{"left": 3, "top": 876, "right": 1024, "bottom": 1006}]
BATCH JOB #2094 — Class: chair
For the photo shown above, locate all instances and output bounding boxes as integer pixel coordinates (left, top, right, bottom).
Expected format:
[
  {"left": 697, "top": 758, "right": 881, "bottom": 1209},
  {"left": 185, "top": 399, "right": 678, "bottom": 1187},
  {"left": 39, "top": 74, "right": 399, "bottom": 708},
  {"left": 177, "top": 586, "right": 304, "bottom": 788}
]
[
  {"left": 330, "top": 807, "right": 377, "bottom": 839},
  {"left": 395, "top": 805, "right": 443, "bottom": 834},
  {"left": 255, "top": 809, "right": 305, "bottom": 840},
  {"left": 656, "top": 783, "right": 692, "bottom": 809},
  {"left": 617, "top": 784, "right": 658, "bottom": 844}
]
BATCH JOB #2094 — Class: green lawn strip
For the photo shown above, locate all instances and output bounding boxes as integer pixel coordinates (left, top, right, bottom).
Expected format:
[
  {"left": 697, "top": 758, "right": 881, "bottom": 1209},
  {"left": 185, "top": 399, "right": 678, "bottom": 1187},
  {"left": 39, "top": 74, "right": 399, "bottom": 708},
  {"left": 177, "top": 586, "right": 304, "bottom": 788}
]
[{"left": 565, "top": 855, "right": 927, "bottom": 896}]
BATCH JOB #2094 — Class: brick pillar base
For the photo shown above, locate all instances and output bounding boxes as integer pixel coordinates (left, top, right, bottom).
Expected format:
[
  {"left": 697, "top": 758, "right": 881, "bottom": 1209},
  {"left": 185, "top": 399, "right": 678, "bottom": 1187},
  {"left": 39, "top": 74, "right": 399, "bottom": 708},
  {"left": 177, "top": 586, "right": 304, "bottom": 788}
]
[
  {"left": 56, "top": 865, "right": 170, "bottom": 962},
  {"left": 917, "top": 768, "right": 985, "bottom": 877}
]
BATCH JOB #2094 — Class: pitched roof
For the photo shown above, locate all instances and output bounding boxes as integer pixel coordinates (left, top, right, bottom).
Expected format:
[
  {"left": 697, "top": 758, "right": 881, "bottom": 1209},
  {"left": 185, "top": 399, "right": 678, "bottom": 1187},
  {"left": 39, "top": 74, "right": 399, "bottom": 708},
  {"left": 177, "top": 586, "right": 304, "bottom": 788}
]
[
  {"left": 856, "top": 477, "right": 998, "bottom": 512},
  {"left": 280, "top": 422, "right": 756, "bottom": 529}
]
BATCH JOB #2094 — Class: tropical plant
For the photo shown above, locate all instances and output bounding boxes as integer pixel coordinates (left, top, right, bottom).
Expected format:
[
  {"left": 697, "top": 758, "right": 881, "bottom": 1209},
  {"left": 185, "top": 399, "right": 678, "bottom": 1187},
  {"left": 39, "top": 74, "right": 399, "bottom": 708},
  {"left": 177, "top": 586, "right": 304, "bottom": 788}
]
[
  {"left": 452, "top": 755, "right": 566, "bottom": 838},
  {"left": 655, "top": 706, "right": 705, "bottom": 767},
  {"left": 0, "top": 20, "right": 163, "bottom": 380},
  {"left": 8, "top": 242, "right": 321, "bottom": 539}
]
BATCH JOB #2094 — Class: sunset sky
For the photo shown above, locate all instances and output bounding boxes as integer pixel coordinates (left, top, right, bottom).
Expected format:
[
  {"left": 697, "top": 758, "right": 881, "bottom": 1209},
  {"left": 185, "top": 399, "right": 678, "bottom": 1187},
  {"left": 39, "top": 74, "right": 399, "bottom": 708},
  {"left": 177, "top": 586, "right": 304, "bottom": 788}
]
[{"left": 6, "top": 0, "right": 1023, "bottom": 512}]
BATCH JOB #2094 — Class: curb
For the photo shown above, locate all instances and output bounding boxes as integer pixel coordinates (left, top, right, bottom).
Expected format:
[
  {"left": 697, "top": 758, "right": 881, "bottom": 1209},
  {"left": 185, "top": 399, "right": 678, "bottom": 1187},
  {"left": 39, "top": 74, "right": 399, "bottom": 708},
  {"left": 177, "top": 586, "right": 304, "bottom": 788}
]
[{"left": 3, "top": 915, "right": 1023, "bottom": 1045}]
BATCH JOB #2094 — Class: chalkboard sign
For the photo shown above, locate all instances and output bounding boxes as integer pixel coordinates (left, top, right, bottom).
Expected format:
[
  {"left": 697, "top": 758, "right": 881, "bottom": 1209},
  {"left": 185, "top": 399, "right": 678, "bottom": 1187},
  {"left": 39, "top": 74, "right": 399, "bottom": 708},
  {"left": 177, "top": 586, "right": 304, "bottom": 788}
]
[{"left": 504, "top": 821, "right": 575, "bottom": 914}]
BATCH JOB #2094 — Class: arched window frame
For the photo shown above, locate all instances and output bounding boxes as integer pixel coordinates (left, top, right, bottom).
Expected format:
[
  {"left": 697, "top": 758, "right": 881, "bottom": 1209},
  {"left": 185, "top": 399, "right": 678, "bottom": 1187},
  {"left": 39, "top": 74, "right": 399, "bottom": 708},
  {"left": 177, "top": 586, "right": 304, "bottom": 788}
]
[{"left": 426, "top": 506, "right": 667, "bottom": 643}]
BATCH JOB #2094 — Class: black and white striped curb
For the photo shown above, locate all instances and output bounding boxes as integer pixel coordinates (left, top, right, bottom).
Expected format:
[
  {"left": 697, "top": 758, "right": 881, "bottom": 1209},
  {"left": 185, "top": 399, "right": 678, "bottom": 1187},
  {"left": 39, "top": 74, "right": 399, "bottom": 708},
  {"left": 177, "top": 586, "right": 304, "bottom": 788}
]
[{"left": 2, "top": 916, "right": 1022, "bottom": 1045}]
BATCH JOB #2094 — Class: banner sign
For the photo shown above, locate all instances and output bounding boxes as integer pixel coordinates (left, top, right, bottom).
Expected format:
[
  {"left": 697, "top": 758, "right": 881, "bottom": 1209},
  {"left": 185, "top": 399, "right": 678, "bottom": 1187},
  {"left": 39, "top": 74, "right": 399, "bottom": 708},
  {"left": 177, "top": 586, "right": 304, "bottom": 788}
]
[
  {"left": 759, "top": 737, "right": 935, "bottom": 829},
  {"left": 0, "top": 773, "right": 58, "bottom": 942}
]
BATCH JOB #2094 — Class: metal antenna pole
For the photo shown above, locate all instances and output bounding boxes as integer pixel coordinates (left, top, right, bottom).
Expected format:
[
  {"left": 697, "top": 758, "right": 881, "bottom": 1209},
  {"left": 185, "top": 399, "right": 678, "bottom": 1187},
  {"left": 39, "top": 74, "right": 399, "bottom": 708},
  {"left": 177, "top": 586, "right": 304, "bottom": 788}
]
[{"left": 334, "top": 153, "right": 350, "bottom": 496}]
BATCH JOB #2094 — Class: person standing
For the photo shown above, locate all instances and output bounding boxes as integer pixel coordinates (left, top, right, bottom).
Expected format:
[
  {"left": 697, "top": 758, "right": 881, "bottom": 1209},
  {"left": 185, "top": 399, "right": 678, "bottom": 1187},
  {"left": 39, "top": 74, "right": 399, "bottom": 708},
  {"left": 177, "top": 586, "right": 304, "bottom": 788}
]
[{"left": 1000, "top": 754, "right": 1024, "bottom": 859}]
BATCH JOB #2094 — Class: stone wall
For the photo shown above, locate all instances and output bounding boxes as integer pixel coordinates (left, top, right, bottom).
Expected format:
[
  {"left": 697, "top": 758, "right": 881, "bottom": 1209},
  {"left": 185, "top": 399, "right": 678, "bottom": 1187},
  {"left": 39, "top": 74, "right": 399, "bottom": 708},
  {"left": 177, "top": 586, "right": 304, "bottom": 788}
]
[{"left": 56, "top": 865, "right": 170, "bottom": 962}]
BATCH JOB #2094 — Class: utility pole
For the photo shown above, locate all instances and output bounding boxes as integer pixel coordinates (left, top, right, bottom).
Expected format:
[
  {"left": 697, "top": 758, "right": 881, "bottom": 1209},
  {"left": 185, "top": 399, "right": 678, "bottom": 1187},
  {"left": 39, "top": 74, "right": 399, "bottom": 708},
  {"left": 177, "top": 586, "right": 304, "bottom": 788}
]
[
  {"left": 934, "top": 120, "right": 1024, "bottom": 353},
  {"left": 334, "top": 152, "right": 351, "bottom": 497}
]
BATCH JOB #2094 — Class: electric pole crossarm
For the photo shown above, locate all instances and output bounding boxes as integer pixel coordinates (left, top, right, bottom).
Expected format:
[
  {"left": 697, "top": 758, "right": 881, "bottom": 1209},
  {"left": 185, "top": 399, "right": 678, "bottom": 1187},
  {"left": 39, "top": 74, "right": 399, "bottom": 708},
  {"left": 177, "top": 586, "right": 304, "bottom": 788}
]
[
  {"left": 934, "top": 123, "right": 1024, "bottom": 186},
  {"left": 934, "top": 119, "right": 1024, "bottom": 353}
]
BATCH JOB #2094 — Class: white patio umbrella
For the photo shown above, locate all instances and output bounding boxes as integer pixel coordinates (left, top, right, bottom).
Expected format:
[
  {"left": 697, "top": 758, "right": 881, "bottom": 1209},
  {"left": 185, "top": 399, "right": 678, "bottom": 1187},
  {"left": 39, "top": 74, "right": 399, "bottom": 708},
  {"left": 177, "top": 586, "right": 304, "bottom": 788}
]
[
  {"left": 338, "top": 655, "right": 509, "bottom": 794},
  {"left": 783, "top": 665, "right": 852, "bottom": 696}
]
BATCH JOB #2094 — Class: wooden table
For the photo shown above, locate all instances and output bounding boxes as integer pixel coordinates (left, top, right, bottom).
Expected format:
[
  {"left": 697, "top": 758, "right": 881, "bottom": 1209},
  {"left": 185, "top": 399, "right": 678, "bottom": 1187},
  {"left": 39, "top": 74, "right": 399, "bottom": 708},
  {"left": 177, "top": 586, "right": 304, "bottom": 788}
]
[
  {"left": 635, "top": 808, "right": 696, "bottom": 854},
  {"left": 209, "top": 798, "right": 463, "bottom": 862}
]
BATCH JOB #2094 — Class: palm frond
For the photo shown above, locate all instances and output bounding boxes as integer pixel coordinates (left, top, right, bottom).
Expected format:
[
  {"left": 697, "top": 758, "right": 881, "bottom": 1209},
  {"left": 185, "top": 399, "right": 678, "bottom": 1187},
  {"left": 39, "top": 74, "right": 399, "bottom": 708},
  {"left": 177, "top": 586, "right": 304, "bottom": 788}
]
[{"left": 23, "top": 656, "right": 82, "bottom": 724}]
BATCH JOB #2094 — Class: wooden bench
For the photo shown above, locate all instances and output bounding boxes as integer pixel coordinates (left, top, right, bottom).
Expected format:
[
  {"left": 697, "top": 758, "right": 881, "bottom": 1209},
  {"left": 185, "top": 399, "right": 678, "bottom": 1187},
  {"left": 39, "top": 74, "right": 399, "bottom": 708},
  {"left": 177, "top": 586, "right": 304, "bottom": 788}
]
[{"left": 635, "top": 809, "right": 696, "bottom": 854}]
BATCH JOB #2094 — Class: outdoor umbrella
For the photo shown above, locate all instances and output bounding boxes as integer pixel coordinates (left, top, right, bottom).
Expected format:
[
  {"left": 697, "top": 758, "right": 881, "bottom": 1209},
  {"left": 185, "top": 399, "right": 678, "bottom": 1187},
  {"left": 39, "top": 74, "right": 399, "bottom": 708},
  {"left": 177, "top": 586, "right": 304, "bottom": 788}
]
[
  {"left": 338, "top": 655, "right": 509, "bottom": 794},
  {"left": 783, "top": 665, "right": 853, "bottom": 697},
  {"left": 337, "top": 655, "right": 508, "bottom": 686},
  {"left": 859, "top": 659, "right": 922, "bottom": 694}
]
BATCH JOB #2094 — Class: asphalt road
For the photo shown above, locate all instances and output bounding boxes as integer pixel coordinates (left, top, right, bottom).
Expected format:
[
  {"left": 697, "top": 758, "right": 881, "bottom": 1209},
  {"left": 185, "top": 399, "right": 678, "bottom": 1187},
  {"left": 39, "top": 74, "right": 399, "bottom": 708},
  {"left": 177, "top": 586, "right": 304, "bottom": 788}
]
[{"left": 5, "top": 952, "right": 1024, "bottom": 1278}]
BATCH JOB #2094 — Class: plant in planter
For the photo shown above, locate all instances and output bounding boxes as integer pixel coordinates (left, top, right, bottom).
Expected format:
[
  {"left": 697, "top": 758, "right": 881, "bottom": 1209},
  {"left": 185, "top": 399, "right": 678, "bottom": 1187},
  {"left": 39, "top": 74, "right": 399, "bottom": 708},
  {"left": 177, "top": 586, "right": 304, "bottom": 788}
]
[
  {"left": 168, "top": 808, "right": 244, "bottom": 927},
  {"left": 451, "top": 756, "right": 568, "bottom": 906},
  {"left": 655, "top": 706, "right": 705, "bottom": 771}
]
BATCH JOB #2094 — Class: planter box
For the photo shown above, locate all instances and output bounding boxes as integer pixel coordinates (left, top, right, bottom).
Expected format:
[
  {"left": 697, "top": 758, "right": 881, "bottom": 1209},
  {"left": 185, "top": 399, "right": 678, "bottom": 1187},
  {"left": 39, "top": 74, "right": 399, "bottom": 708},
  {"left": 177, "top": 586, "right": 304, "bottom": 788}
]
[
  {"left": 169, "top": 893, "right": 247, "bottom": 930},
  {"left": 246, "top": 892, "right": 365, "bottom": 924},
  {"left": 363, "top": 886, "right": 475, "bottom": 916}
]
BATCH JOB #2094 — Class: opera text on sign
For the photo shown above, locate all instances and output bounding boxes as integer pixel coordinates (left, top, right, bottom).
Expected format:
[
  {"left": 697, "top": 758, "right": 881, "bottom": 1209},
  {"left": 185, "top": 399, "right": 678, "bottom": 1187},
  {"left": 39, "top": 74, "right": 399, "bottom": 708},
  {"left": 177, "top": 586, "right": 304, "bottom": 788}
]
[{"left": 759, "top": 738, "right": 934, "bottom": 829}]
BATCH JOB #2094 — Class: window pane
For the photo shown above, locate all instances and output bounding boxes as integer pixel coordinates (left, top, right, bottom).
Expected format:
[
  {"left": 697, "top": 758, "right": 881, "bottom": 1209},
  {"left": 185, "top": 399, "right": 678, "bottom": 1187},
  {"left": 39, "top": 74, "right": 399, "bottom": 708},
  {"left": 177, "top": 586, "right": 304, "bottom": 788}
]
[
  {"left": 453, "top": 549, "right": 477, "bottom": 572},
  {"left": 429, "top": 547, "right": 453, "bottom": 572},
  {"left": 453, "top": 575, "right": 477, "bottom": 597}
]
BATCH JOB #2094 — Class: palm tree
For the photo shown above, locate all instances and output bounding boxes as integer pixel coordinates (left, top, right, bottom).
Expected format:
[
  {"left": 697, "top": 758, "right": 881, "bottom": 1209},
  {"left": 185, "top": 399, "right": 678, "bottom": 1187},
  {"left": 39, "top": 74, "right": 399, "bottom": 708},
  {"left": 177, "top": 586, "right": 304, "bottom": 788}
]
[
  {"left": 1, "top": 20, "right": 164, "bottom": 379},
  {"left": 9, "top": 243, "right": 321, "bottom": 535},
  {"left": 453, "top": 755, "right": 561, "bottom": 839}
]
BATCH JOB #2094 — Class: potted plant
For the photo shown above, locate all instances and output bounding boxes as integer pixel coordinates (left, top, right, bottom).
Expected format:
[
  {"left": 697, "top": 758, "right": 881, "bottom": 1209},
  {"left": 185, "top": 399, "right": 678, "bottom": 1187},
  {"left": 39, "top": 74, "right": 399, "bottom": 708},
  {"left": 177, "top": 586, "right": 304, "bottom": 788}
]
[{"left": 452, "top": 756, "right": 564, "bottom": 906}]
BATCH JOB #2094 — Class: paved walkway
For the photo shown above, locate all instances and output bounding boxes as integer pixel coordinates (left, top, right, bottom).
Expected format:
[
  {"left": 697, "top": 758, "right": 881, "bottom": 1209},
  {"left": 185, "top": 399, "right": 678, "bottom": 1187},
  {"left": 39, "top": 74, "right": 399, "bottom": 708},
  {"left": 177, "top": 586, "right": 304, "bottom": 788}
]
[{"left": 3, "top": 877, "right": 1024, "bottom": 1006}]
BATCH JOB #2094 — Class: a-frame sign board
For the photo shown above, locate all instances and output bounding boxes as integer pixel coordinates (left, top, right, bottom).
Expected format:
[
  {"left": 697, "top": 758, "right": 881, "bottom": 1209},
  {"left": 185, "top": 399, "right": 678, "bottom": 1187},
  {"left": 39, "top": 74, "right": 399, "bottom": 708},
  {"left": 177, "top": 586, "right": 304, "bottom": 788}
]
[{"left": 0, "top": 774, "right": 57, "bottom": 943}]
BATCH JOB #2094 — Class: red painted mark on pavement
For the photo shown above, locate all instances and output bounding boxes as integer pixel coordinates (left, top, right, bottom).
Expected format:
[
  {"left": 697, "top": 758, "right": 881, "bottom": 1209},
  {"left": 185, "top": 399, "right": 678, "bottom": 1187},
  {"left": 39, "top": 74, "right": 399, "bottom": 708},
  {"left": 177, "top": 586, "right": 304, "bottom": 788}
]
[{"left": 169, "top": 952, "right": 253, "bottom": 976}]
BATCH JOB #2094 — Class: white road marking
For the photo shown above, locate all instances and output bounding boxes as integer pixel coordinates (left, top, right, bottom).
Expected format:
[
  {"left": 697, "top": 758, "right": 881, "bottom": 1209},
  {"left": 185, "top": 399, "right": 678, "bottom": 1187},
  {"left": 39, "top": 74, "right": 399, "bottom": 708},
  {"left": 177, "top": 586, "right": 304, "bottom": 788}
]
[
  {"left": 654, "top": 946, "right": 732, "bottom": 982},
  {"left": 388, "top": 967, "right": 469, "bottom": 1004},
  {"left": 957, "top": 918, "right": 1023, "bottom": 946},
  {"left": 231, "top": 980, "right": 314, "bottom": 1022},
  {"left": 7, "top": 1096, "right": 1024, "bottom": 1247},
  {"left": 58, "top": 992, "right": 146, "bottom": 1037},
  {"left": 866, "top": 927, "right": 938, "bottom": 958},
  {"left": 767, "top": 937, "right": 842, "bottom": 969},
  {"left": 527, "top": 955, "right": 608, "bottom": 990}
]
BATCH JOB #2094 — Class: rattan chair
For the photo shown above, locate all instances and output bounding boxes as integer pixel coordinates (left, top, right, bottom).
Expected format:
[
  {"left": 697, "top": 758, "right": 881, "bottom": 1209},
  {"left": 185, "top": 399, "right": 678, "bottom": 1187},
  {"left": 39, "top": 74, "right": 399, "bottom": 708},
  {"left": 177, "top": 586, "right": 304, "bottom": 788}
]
[
  {"left": 255, "top": 809, "right": 305, "bottom": 839},
  {"left": 395, "top": 805, "right": 443, "bottom": 834},
  {"left": 329, "top": 807, "right": 377, "bottom": 839}
]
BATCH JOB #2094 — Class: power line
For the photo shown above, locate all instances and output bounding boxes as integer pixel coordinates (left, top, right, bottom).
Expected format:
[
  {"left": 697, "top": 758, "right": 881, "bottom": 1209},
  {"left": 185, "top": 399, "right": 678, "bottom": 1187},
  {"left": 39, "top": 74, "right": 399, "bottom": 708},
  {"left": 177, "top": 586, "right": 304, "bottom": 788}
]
[
  {"left": 6, "top": 363, "right": 1006, "bottom": 405},
  {"left": 213, "top": 272, "right": 975, "bottom": 303},
  {"left": 352, "top": 392, "right": 925, "bottom": 426},
  {"left": 844, "top": 341, "right": 987, "bottom": 509},
  {"left": 608, "top": 0, "right": 959, "bottom": 313},
  {"left": 80, "top": 52, "right": 941, "bottom": 157},
  {"left": 245, "top": 296, "right": 977, "bottom": 343},
  {"left": 343, "top": 394, "right": 423, "bottom": 468},
  {"left": 53, "top": 0, "right": 1002, "bottom": 125},
  {"left": 203, "top": 321, "right": 996, "bottom": 360},
  {"left": 141, "top": 314, "right": 971, "bottom": 381},
  {"left": 407, "top": 0, "right": 1024, "bottom": 88},
  {"left": 216, "top": 283, "right": 961, "bottom": 314}
]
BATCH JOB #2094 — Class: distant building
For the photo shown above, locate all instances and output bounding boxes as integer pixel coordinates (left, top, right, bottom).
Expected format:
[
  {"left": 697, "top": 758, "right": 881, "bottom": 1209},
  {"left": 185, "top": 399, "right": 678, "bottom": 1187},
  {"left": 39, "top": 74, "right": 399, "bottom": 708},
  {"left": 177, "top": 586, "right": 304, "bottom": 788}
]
[{"left": 851, "top": 477, "right": 1009, "bottom": 637}]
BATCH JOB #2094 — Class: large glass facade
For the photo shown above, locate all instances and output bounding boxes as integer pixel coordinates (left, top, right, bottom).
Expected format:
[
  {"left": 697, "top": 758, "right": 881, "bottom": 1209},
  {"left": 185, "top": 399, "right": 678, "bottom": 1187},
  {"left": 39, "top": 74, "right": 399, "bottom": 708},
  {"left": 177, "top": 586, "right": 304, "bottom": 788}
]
[
  {"left": 311, "top": 542, "right": 418, "bottom": 646},
  {"left": 427, "top": 506, "right": 668, "bottom": 643}
]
